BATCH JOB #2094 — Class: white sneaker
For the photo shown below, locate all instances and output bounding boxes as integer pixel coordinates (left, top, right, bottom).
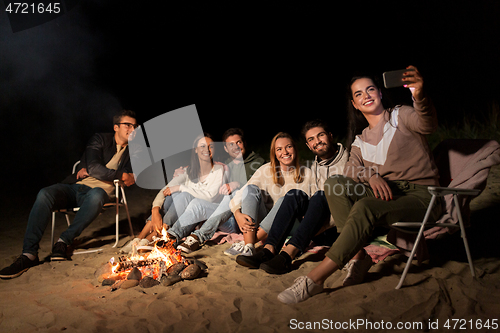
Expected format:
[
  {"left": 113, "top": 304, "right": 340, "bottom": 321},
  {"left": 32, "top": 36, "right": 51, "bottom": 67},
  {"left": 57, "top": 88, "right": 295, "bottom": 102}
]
[
  {"left": 239, "top": 243, "right": 255, "bottom": 257},
  {"left": 278, "top": 276, "right": 323, "bottom": 304},
  {"left": 120, "top": 238, "right": 141, "bottom": 254},
  {"left": 224, "top": 241, "right": 245, "bottom": 256},
  {"left": 136, "top": 239, "right": 152, "bottom": 250},
  {"left": 342, "top": 254, "right": 373, "bottom": 287}
]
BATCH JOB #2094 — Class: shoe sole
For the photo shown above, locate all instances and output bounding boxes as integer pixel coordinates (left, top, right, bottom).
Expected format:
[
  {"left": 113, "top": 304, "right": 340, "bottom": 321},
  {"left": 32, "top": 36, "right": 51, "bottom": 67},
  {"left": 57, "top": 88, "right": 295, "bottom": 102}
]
[
  {"left": 223, "top": 247, "right": 244, "bottom": 256},
  {"left": 235, "top": 256, "right": 260, "bottom": 268},
  {"left": 50, "top": 256, "right": 68, "bottom": 261},
  {"left": 177, "top": 245, "right": 193, "bottom": 254},
  {"left": 260, "top": 263, "right": 289, "bottom": 275},
  {"left": 0, "top": 267, "right": 30, "bottom": 279}
]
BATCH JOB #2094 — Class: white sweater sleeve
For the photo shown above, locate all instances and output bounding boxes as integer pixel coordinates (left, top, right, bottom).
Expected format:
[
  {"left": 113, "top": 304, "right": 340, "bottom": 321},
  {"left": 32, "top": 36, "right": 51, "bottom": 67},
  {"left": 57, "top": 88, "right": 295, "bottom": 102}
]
[{"left": 151, "top": 173, "right": 188, "bottom": 208}]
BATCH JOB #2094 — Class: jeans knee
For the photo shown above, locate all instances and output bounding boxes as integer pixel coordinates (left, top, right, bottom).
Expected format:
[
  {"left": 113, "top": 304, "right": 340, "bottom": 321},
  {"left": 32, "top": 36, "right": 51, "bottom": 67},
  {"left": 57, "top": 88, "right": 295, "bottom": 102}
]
[
  {"left": 36, "top": 187, "right": 52, "bottom": 202},
  {"left": 311, "top": 190, "right": 325, "bottom": 200},
  {"left": 35, "top": 186, "right": 59, "bottom": 208},
  {"left": 186, "top": 198, "right": 203, "bottom": 214},
  {"left": 245, "top": 184, "right": 262, "bottom": 200},
  {"left": 86, "top": 188, "right": 108, "bottom": 206},
  {"left": 285, "top": 189, "right": 307, "bottom": 198},
  {"left": 283, "top": 189, "right": 308, "bottom": 205}
]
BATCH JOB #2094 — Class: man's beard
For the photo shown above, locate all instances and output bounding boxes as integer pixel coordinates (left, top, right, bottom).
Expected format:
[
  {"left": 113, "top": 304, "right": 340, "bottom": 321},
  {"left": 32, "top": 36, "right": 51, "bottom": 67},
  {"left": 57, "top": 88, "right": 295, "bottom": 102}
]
[{"left": 314, "top": 142, "right": 333, "bottom": 158}]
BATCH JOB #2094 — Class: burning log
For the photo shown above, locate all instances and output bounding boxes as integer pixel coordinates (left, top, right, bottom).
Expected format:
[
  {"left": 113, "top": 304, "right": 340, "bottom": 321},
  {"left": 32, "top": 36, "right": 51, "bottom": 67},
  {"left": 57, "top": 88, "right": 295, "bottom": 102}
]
[
  {"left": 96, "top": 227, "right": 208, "bottom": 290},
  {"left": 115, "top": 258, "right": 163, "bottom": 272}
]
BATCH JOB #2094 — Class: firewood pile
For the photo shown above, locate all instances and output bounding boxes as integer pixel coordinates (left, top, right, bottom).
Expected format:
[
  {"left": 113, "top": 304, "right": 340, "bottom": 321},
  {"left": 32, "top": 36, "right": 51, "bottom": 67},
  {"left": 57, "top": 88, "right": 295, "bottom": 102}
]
[{"left": 94, "top": 236, "right": 207, "bottom": 290}]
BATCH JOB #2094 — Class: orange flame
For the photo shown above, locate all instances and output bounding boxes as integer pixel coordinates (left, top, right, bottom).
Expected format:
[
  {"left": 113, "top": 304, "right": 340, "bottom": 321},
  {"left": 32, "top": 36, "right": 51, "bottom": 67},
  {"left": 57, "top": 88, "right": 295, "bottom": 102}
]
[{"left": 108, "top": 226, "right": 186, "bottom": 281}]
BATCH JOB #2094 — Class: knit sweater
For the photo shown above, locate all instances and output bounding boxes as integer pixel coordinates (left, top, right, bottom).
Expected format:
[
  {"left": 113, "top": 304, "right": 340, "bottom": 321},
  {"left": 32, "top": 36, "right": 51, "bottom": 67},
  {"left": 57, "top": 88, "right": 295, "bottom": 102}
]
[
  {"left": 344, "top": 97, "right": 439, "bottom": 186},
  {"left": 229, "top": 162, "right": 317, "bottom": 213}
]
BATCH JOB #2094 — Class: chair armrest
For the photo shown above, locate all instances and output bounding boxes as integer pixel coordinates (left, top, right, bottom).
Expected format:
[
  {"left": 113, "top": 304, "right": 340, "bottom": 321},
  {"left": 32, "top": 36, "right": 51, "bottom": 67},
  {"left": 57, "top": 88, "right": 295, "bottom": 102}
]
[
  {"left": 72, "top": 161, "right": 81, "bottom": 174},
  {"left": 427, "top": 186, "right": 481, "bottom": 197},
  {"left": 113, "top": 179, "right": 126, "bottom": 187}
]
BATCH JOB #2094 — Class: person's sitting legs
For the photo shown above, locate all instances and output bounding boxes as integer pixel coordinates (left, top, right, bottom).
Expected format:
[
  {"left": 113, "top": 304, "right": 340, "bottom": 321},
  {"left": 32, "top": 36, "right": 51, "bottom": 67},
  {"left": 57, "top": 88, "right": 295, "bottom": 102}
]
[
  {"left": 1, "top": 183, "right": 108, "bottom": 278},
  {"left": 52, "top": 186, "right": 108, "bottom": 260},
  {"left": 237, "top": 190, "right": 330, "bottom": 274},
  {"left": 169, "top": 198, "right": 219, "bottom": 253},
  {"left": 135, "top": 192, "right": 195, "bottom": 243},
  {"left": 226, "top": 184, "right": 267, "bottom": 256},
  {"left": 236, "top": 189, "right": 308, "bottom": 268},
  {"left": 261, "top": 190, "right": 330, "bottom": 274}
]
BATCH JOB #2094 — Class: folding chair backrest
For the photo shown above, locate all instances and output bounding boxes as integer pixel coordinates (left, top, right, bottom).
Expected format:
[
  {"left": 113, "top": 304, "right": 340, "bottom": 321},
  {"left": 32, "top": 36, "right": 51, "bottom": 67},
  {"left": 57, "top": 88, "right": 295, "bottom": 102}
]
[
  {"left": 433, "top": 139, "right": 500, "bottom": 189},
  {"left": 429, "top": 139, "right": 500, "bottom": 234},
  {"left": 388, "top": 139, "right": 500, "bottom": 289}
]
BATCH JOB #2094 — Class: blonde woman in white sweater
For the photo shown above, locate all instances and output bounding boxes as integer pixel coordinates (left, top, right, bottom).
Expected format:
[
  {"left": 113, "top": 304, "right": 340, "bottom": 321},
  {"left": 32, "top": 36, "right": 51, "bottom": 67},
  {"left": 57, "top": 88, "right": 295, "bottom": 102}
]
[{"left": 225, "top": 132, "right": 317, "bottom": 257}]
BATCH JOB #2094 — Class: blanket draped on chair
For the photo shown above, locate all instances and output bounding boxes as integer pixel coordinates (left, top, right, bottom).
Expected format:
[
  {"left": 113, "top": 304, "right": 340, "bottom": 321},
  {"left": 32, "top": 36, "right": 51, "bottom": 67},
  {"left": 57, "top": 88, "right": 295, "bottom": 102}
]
[{"left": 387, "top": 139, "right": 500, "bottom": 259}]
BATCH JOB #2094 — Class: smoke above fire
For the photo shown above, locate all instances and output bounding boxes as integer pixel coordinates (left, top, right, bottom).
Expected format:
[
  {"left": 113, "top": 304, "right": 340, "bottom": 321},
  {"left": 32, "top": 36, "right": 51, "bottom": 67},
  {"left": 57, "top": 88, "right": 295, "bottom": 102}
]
[{"left": 1, "top": 2, "right": 123, "bottom": 191}]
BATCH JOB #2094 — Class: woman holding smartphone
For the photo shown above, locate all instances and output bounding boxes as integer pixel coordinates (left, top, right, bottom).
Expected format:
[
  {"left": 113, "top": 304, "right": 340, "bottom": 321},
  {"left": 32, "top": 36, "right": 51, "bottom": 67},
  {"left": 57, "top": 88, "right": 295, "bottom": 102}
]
[{"left": 278, "top": 66, "right": 442, "bottom": 304}]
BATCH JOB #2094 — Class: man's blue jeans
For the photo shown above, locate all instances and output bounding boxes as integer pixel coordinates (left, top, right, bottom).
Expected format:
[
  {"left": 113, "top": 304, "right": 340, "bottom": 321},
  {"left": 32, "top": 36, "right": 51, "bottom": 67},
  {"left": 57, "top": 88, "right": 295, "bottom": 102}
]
[
  {"left": 265, "top": 189, "right": 331, "bottom": 253},
  {"left": 23, "top": 183, "right": 109, "bottom": 255}
]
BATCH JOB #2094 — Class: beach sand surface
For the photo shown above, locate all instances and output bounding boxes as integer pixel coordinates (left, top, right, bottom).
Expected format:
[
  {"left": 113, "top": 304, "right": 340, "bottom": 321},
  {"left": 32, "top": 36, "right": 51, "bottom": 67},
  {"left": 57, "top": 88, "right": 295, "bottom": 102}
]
[{"left": 1, "top": 165, "right": 500, "bottom": 332}]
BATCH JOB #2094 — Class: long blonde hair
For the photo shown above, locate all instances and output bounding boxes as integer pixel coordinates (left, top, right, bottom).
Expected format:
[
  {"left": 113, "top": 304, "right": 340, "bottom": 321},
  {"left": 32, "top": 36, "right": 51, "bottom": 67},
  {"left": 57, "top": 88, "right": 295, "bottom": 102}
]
[{"left": 269, "top": 132, "right": 304, "bottom": 186}]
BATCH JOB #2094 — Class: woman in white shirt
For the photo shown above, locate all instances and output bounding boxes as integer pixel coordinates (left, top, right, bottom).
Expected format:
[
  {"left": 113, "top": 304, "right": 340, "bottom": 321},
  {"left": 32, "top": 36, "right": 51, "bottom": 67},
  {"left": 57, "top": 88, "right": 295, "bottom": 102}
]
[{"left": 121, "top": 133, "right": 225, "bottom": 252}]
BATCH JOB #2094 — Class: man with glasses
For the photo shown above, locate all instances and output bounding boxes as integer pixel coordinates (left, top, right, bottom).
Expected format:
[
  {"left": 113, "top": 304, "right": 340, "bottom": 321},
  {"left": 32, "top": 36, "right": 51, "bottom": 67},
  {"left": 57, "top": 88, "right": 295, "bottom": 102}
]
[{"left": 0, "top": 110, "right": 137, "bottom": 279}]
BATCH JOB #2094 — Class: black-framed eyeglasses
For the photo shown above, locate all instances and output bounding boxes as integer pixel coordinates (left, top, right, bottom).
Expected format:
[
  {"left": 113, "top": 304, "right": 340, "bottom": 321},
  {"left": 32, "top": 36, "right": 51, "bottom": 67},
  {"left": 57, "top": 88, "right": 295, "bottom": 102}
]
[{"left": 117, "top": 122, "right": 139, "bottom": 129}]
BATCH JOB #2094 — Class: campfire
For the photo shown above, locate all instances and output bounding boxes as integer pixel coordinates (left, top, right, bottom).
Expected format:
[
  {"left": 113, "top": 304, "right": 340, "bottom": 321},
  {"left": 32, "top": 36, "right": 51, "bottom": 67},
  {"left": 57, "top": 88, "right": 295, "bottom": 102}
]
[{"left": 95, "top": 228, "right": 206, "bottom": 290}]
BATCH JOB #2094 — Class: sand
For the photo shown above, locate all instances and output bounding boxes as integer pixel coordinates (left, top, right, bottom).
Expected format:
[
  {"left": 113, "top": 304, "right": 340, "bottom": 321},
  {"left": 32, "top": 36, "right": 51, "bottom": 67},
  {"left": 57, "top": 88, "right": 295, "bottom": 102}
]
[{"left": 1, "top": 166, "right": 500, "bottom": 332}]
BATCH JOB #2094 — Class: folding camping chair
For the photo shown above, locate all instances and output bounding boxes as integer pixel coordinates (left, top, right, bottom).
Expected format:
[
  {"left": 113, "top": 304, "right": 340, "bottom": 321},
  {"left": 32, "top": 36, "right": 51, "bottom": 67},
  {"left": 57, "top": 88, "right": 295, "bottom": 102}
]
[
  {"left": 51, "top": 161, "right": 135, "bottom": 252},
  {"left": 390, "top": 139, "right": 500, "bottom": 289}
]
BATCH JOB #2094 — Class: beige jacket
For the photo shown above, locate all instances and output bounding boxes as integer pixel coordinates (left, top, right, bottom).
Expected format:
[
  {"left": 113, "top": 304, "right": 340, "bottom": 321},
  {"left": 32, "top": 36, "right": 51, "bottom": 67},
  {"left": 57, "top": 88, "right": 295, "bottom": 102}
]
[{"left": 345, "top": 98, "right": 439, "bottom": 186}]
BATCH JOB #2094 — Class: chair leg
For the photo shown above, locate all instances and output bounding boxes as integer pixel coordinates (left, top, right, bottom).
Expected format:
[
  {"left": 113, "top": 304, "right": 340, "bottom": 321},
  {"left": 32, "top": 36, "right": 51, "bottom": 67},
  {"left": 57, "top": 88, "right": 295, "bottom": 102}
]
[
  {"left": 120, "top": 185, "right": 134, "bottom": 238},
  {"left": 453, "top": 194, "right": 475, "bottom": 277},
  {"left": 396, "top": 195, "right": 437, "bottom": 289},
  {"left": 51, "top": 212, "right": 56, "bottom": 247},
  {"left": 112, "top": 191, "right": 120, "bottom": 248}
]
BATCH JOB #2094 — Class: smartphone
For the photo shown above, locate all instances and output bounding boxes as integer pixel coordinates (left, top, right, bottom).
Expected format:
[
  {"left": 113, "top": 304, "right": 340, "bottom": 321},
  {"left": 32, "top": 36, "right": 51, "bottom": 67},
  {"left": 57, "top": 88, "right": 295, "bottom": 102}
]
[{"left": 382, "top": 68, "right": 415, "bottom": 89}]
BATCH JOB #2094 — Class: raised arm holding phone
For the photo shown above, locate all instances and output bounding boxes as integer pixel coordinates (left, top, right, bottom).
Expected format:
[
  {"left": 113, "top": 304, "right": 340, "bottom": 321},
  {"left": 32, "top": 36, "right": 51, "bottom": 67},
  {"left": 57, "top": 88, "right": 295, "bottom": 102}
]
[{"left": 278, "top": 65, "right": 442, "bottom": 304}]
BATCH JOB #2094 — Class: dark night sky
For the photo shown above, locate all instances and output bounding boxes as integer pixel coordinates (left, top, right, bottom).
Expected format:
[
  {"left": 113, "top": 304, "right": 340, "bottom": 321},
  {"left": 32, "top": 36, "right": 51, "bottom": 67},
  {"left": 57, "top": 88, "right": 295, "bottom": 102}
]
[{"left": 1, "top": 0, "right": 500, "bottom": 204}]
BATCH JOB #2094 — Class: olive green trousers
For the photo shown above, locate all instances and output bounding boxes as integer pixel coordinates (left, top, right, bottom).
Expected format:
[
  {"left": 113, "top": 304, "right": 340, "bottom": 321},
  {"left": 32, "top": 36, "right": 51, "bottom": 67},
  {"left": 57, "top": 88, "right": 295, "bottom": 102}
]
[{"left": 323, "top": 175, "right": 442, "bottom": 268}]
